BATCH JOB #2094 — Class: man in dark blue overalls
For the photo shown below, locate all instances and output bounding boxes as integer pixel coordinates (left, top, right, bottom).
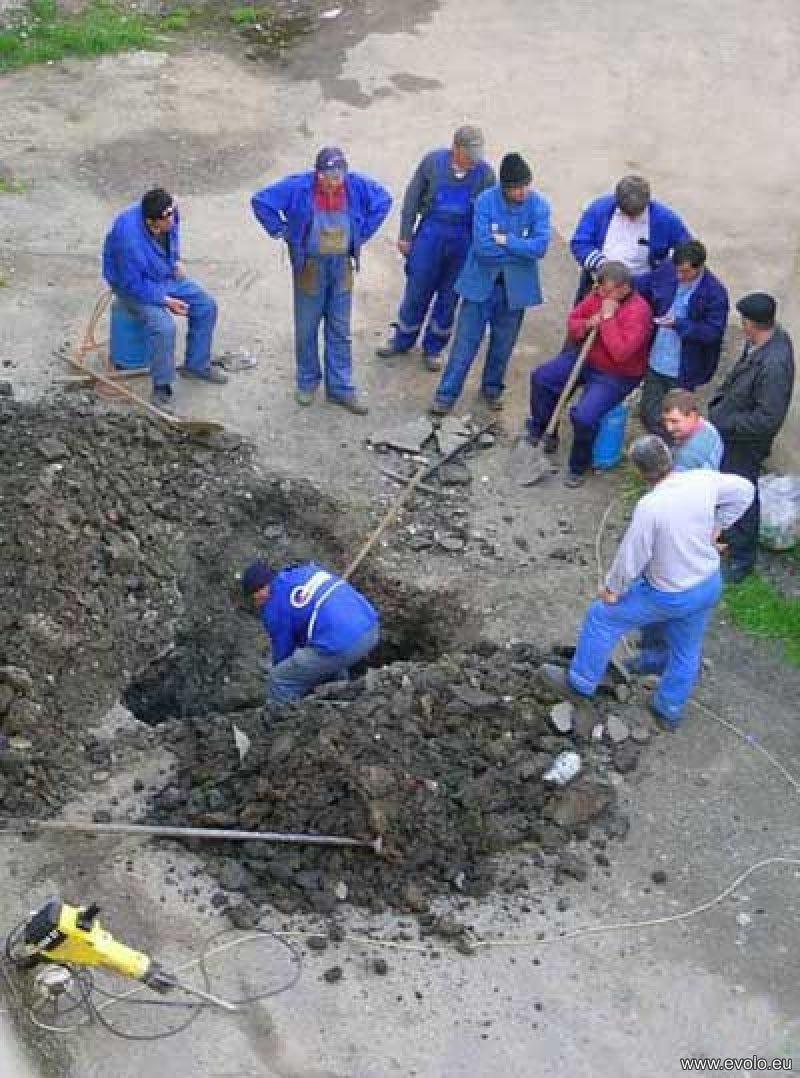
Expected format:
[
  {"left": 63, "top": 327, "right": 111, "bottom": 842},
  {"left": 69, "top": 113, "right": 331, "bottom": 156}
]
[{"left": 376, "top": 126, "right": 495, "bottom": 372}]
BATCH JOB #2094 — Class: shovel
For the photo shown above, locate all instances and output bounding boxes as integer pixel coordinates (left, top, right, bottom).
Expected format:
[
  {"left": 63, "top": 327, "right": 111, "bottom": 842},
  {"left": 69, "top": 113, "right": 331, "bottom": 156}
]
[{"left": 508, "top": 327, "right": 597, "bottom": 486}]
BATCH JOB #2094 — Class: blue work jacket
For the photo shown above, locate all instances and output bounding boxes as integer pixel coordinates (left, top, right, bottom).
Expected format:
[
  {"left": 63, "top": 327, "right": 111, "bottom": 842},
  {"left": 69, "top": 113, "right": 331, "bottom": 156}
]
[
  {"left": 570, "top": 193, "right": 690, "bottom": 295},
  {"left": 260, "top": 562, "right": 379, "bottom": 664},
  {"left": 635, "top": 262, "right": 729, "bottom": 388},
  {"left": 455, "top": 185, "right": 551, "bottom": 310},
  {"left": 251, "top": 171, "right": 392, "bottom": 273},
  {"left": 102, "top": 202, "right": 181, "bottom": 306}
]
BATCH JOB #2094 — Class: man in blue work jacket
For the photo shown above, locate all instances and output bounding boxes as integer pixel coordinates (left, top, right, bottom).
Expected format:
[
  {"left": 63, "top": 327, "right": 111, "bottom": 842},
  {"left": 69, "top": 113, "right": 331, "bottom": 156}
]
[
  {"left": 570, "top": 175, "right": 689, "bottom": 300},
  {"left": 635, "top": 239, "right": 729, "bottom": 436},
  {"left": 430, "top": 153, "right": 551, "bottom": 416},
  {"left": 103, "top": 187, "right": 227, "bottom": 413},
  {"left": 376, "top": 125, "right": 495, "bottom": 371},
  {"left": 241, "top": 559, "right": 380, "bottom": 704},
  {"left": 251, "top": 148, "right": 392, "bottom": 416}
]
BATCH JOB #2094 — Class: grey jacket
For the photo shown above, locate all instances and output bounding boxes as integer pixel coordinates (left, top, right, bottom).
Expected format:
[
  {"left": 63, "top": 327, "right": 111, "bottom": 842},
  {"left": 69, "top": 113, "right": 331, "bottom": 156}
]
[{"left": 709, "top": 326, "right": 794, "bottom": 452}]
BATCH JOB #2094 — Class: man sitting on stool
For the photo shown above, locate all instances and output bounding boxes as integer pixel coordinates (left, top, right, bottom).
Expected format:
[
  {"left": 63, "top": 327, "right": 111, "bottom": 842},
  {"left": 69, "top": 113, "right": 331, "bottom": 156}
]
[
  {"left": 241, "top": 559, "right": 380, "bottom": 705},
  {"left": 102, "top": 187, "right": 227, "bottom": 413},
  {"left": 526, "top": 261, "right": 652, "bottom": 487}
]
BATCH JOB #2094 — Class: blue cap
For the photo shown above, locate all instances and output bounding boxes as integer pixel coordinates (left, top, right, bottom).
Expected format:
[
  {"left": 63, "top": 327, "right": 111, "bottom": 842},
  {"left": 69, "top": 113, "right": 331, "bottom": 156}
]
[
  {"left": 240, "top": 560, "right": 274, "bottom": 595},
  {"left": 315, "top": 146, "right": 348, "bottom": 173}
]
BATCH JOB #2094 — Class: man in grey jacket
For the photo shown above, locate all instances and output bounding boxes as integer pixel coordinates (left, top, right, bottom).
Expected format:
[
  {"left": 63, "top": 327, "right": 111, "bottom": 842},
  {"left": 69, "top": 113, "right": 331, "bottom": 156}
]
[
  {"left": 540, "top": 436, "right": 753, "bottom": 730},
  {"left": 709, "top": 292, "right": 795, "bottom": 582}
]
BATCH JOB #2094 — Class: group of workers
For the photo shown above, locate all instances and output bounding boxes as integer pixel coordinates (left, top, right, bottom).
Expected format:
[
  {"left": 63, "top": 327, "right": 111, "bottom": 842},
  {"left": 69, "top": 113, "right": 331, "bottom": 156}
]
[{"left": 100, "top": 125, "right": 795, "bottom": 728}]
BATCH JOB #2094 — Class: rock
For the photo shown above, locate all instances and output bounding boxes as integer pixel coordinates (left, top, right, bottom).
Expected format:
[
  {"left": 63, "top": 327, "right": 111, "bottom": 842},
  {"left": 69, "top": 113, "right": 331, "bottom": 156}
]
[
  {"left": 549, "top": 700, "right": 573, "bottom": 734},
  {"left": 438, "top": 461, "right": 472, "bottom": 486},
  {"left": 452, "top": 685, "right": 499, "bottom": 711},
  {"left": 606, "top": 715, "right": 629, "bottom": 744},
  {"left": 556, "top": 896, "right": 570, "bottom": 912},
  {"left": 323, "top": 966, "right": 343, "bottom": 984},
  {"left": 369, "top": 417, "right": 433, "bottom": 453},
  {"left": 92, "top": 809, "right": 112, "bottom": 824},
  {"left": 630, "top": 724, "right": 651, "bottom": 745},
  {"left": 614, "top": 683, "right": 632, "bottom": 703},
  {"left": 216, "top": 859, "right": 251, "bottom": 892},
  {"left": 0, "top": 381, "right": 13, "bottom": 398},
  {"left": 434, "top": 417, "right": 471, "bottom": 456},
  {"left": 372, "top": 957, "right": 389, "bottom": 975},
  {"left": 477, "top": 432, "right": 495, "bottom": 449},
  {"left": 91, "top": 769, "right": 111, "bottom": 784},
  {"left": 0, "top": 665, "right": 34, "bottom": 696},
  {"left": 612, "top": 742, "right": 640, "bottom": 774},
  {"left": 0, "top": 684, "right": 15, "bottom": 717},
  {"left": 651, "top": 870, "right": 668, "bottom": 885},
  {"left": 554, "top": 852, "right": 588, "bottom": 882},
  {"left": 436, "top": 533, "right": 466, "bottom": 553},
  {"left": 226, "top": 898, "right": 261, "bottom": 930},
  {"left": 39, "top": 436, "right": 70, "bottom": 462},
  {"left": 736, "top": 912, "right": 752, "bottom": 928},
  {"left": 210, "top": 891, "right": 229, "bottom": 909},
  {"left": 334, "top": 880, "right": 348, "bottom": 901},
  {"left": 402, "top": 882, "right": 430, "bottom": 914},
  {"left": 544, "top": 784, "right": 614, "bottom": 829},
  {"left": 306, "top": 935, "right": 329, "bottom": 952},
  {"left": 6, "top": 697, "right": 40, "bottom": 728}
]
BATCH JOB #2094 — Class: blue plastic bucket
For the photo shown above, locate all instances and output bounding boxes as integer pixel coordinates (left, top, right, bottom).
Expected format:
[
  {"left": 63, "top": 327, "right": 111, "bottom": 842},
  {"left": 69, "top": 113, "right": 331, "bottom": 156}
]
[
  {"left": 592, "top": 400, "right": 629, "bottom": 470},
  {"left": 110, "top": 300, "right": 148, "bottom": 370}
]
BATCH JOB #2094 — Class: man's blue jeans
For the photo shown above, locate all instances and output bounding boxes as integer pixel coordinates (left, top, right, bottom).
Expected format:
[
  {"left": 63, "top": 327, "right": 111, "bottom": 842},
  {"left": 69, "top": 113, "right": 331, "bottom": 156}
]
[
  {"left": 568, "top": 572, "right": 722, "bottom": 723},
  {"left": 528, "top": 345, "right": 640, "bottom": 474},
  {"left": 391, "top": 220, "right": 470, "bottom": 356},
  {"left": 267, "top": 622, "right": 380, "bottom": 703},
  {"left": 115, "top": 277, "right": 218, "bottom": 388},
  {"left": 434, "top": 280, "right": 524, "bottom": 406},
  {"left": 293, "top": 255, "right": 356, "bottom": 401}
]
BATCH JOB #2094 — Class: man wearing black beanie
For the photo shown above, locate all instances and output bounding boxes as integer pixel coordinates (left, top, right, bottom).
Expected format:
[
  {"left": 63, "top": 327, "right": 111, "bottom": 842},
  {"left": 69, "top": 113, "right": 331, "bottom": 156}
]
[{"left": 431, "top": 152, "right": 551, "bottom": 415}]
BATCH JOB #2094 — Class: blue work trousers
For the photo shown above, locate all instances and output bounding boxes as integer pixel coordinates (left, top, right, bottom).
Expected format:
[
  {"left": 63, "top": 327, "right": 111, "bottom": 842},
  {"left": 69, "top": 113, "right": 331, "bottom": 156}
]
[
  {"left": 568, "top": 572, "right": 722, "bottom": 723},
  {"left": 392, "top": 220, "right": 470, "bottom": 356},
  {"left": 528, "top": 346, "right": 639, "bottom": 474},
  {"left": 434, "top": 280, "right": 524, "bottom": 407},
  {"left": 115, "top": 277, "right": 217, "bottom": 388},
  {"left": 293, "top": 255, "right": 356, "bottom": 401},
  {"left": 267, "top": 623, "right": 380, "bottom": 703}
]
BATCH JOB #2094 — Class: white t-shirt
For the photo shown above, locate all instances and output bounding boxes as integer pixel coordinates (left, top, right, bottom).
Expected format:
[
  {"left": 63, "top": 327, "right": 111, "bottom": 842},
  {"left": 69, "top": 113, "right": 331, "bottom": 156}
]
[
  {"left": 606, "top": 470, "right": 754, "bottom": 595},
  {"left": 602, "top": 207, "right": 650, "bottom": 273}
]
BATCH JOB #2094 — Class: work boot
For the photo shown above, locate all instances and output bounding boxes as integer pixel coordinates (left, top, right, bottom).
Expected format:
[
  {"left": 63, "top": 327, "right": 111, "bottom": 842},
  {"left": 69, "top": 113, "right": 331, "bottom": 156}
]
[
  {"left": 538, "top": 662, "right": 591, "bottom": 706},
  {"left": 150, "top": 385, "right": 176, "bottom": 414},
  {"left": 429, "top": 398, "right": 452, "bottom": 417},
  {"left": 179, "top": 365, "right": 229, "bottom": 385},
  {"left": 424, "top": 353, "right": 443, "bottom": 372},
  {"left": 482, "top": 392, "right": 504, "bottom": 411},
  {"left": 295, "top": 387, "right": 316, "bottom": 406},
  {"left": 375, "top": 342, "right": 409, "bottom": 359},
  {"left": 564, "top": 470, "right": 587, "bottom": 489},
  {"left": 327, "top": 394, "right": 369, "bottom": 416}
]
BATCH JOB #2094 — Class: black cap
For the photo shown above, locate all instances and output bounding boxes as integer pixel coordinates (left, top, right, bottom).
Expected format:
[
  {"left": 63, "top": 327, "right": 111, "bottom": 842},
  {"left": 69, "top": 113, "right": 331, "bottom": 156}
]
[
  {"left": 736, "top": 292, "right": 776, "bottom": 326},
  {"left": 499, "top": 153, "right": 532, "bottom": 187}
]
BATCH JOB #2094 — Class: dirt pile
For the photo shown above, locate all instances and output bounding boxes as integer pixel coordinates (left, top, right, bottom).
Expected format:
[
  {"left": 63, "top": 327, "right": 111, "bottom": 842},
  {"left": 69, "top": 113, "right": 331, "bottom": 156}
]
[{"left": 153, "top": 643, "right": 632, "bottom": 915}]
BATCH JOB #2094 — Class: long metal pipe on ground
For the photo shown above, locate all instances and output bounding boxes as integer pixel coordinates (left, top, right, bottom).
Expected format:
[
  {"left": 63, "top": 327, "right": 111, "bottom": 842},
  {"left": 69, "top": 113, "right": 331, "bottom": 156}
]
[{"left": 0, "top": 819, "right": 383, "bottom": 853}]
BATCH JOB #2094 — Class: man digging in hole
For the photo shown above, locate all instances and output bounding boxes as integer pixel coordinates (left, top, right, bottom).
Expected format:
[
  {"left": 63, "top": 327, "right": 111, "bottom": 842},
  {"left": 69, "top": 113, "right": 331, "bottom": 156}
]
[
  {"left": 102, "top": 187, "right": 227, "bottom": 414},
  {"left": 241, "top": 559, "right": 380, "bottom": 707},
  {"left": 539, "top": 435, "right": 753, "bottom": 730}
]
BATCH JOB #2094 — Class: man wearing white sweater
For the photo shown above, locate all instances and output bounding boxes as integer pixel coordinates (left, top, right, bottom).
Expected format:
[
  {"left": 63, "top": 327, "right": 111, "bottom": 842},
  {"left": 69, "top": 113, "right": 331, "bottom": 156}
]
[{"left": 540, "top": 435, "right": 754, "bottom": 729}]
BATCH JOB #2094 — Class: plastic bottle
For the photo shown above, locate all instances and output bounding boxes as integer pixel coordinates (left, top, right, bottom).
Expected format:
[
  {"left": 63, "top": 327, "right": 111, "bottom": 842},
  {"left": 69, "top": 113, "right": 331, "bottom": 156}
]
[{"left": 543, "top": 750, "right": 582, "bottom": 786}]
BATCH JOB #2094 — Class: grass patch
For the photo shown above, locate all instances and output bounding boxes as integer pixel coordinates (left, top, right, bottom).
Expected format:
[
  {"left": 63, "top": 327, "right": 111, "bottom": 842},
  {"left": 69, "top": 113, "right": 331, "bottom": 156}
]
[
  {"left": 619, "top": 460, "right": 647, "bottom": 514},
  {"left": 160, "top": 8, "right": 193, "bottom": 32},
  {"left": 723, "top": 573, "right": 800, "bottom": 667},
  {"left": 0, "top": 0, "right": 158, "bottom": 74},
  {"left": 229, "top": 6, "right": 264, "bottom": 24},
  {"left": 0, "top": 174, "right": 27, "bottom": 193}
]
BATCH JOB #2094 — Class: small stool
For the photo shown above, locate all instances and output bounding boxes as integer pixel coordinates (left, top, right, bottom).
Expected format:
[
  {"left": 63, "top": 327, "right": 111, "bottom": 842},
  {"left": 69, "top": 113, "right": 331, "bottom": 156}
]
[
  {"left": 110, "top": 300, "right": 149, "bottom": 370},
  {"left": 592, "top": 400, "right": 630, "bottom": 470}
]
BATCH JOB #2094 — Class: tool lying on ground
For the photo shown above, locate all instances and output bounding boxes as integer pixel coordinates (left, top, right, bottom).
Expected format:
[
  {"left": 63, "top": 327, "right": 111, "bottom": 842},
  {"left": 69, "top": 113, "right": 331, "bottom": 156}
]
[
  {"left": 6, "top": 897, "right": 236, "bottom": 1014},
  {"left": 63, "top": 290, "right": 224, "bottom": 436},
  {"left": 508, "top": 327, "right": 598, "bottom": 486},
  {"left": 0, "top": 817, "right": 383, "bottom": 852},
  {"left": 3, "top": 901, "right": 302, "bottom": 1042},
  {"left": 348, "top": 419, "right": 497, "bottom": 579}
]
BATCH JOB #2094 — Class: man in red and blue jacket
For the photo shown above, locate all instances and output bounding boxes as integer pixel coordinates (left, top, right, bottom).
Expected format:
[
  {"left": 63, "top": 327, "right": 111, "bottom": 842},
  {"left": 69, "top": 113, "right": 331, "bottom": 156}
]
[
  {"left": 634, "top": 239, "right": 729, "bottom": 435},
  {"left": 251, "top": 148, "right": 391, "bottom": 416}
]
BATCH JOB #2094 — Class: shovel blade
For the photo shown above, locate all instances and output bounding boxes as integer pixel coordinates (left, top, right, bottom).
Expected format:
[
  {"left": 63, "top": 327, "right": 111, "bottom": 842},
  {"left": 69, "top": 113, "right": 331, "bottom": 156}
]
[{"left": 507, "top": 439, "right": 557, "bottom": 486}]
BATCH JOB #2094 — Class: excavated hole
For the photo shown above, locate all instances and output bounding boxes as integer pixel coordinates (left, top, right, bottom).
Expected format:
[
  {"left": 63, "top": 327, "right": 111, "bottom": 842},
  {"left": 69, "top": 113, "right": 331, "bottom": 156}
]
[{"left": 123, "top": 480, "right": 469, "bottom": 724}]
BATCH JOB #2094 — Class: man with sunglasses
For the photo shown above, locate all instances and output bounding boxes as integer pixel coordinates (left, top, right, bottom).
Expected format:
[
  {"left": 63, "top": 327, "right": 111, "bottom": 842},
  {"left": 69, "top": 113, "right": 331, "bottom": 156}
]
[{"left": 103, "top": 187, "right": 226, "bottom": 412}]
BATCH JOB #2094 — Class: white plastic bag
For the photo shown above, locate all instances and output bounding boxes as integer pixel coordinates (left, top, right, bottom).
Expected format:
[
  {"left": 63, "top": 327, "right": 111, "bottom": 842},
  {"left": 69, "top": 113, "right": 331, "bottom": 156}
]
[{"left": 758, "top": 474, "right": 800, "bottom": 550}]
